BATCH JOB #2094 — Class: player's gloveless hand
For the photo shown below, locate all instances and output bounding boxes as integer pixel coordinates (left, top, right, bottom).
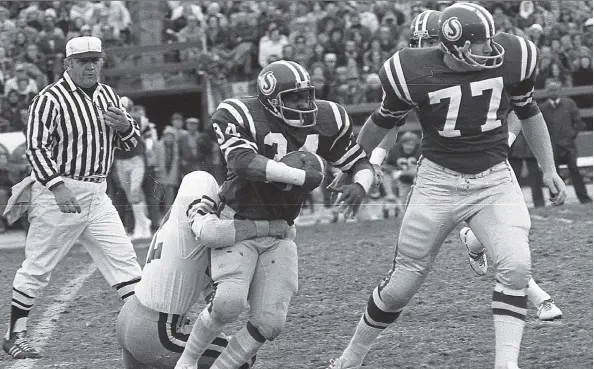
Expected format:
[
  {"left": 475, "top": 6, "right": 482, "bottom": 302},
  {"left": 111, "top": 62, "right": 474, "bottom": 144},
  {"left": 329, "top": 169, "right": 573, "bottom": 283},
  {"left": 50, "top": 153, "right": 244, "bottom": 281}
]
[
  {"left": 543, "top": 171, "right": 567, "bottom": 206},
  {"left": 301, "top": 162, "right": 324, "bottom": 192},
  {"left": 51, "top": 183, "right": 81, "bottom": 213},
  {"left": 330, "top": 183, "right": 366, "bottom": 219},
  {"left": 103, "top": 106, "right": 130, "bottom": 132}
]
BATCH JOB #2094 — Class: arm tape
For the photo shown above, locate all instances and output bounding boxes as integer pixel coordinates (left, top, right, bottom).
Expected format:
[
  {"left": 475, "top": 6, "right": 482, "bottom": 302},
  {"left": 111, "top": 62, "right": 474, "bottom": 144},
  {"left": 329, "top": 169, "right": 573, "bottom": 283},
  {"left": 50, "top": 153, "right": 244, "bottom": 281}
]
[
  {"left": 369, "top": 148, "right": 388, "bottom": 166},
  {"left": 354, "top": 168, "right": 374, "bottom": 193},
  {"left": 265, "top": 160, "right": 306, "bottom": 186}
]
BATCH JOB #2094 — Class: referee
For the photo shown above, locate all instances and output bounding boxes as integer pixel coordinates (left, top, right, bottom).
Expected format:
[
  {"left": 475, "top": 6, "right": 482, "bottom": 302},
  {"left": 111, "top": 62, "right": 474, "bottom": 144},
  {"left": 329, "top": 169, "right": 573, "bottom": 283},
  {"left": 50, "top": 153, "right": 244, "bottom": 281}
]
[{"left": 3, "top": 36, "right": 142, "bottom": 359}]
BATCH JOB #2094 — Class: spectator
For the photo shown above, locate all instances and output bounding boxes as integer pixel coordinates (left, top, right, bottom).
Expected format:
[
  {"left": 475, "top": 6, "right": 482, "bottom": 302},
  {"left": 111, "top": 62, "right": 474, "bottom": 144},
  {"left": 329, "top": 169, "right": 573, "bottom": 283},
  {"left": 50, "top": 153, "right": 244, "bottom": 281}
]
[
  {"left": 69, "top": 1, "right": 95, "bottom": 22},
  {"left": 258, "top": 23, "right": 288, "bottom": 68},
  {"left": 345, "top": 13, "right": 372, "bottom": 45},
  {"left": 292, "top": 35, "right": 313, "bottom": 68},
  {"left": 65, "top": 16, "right": 87, "bottom": 41},
  {"left": 15, "top": 77, "right": 36, "bottom": 104},
  {"left": 282, "top": 44, "right": 296, "bottom": 62},
  {"left": 179, "top": 117, "right": 215, "bottom": 176},
  {"left": 0, "top": 144, "right": 10, "bottom": 233},
  {"left": 322, "top": 52, "right": 339, "bottom": 97},
  {"left": 336, "top": 68, "right": 365, "bottom": 105},
  {"left": 540, "top": 79, "right": 592, "bottom": 204},
  {"left": 169, "top": 1, "right": 204, "bottom": 31},
  {"left": 375, "top": 25, "right": 397, "bottom": 54},
  {"left": 205, "top": 15, "right": 227, "bottom": 52},
  {"left": 337, "top": 39, "right": 363, "bottom": 69},
  {"left": 357, "top": 1, "right": 379, "bottom": 34},
  {"left": 325, "top": 27, "right": 345, "bottom": 55},
  {"left": 155, "top": 126, "right": 181, "bottom": 212},
  {"left": 10, "top": 30, "right": 28, "bottom": 59},
  {"left": 362, "top": 73, "right": 383, "bottom": 103},
  {"left": 509, "top": 132, "right": 545, "bottom": 207},
  {"left": 96, "top": 1, "right": 131, "bottom": 42},
  {"left": 310, "top": 64, "right": 327, "bottom": 100},
  {"left": 4, "top": 63, "right": 38, "bottom": 97},
  {"left": 222, "top": 4, "right": 257, "bottom": 77},
  {"left": 169, "top": 111, "right": 188, "bottom": 142},
  {"left": 0, "top": 90, "right": 27, "bottom": 131},
  {"left": 309, "top": 43, "right": 326, "bottom": 69},
  {"left": 176, "top": 15, "right": 206, "bottom": 62},
  {"left": 526, "top": 24, "right": 545, "bottom": 47}
]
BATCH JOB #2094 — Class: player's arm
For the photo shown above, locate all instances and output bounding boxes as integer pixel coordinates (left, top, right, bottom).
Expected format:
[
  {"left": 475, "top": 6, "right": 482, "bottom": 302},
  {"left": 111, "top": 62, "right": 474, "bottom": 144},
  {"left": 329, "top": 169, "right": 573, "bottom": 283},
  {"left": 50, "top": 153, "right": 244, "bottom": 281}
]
[
  {"left": 357, "top": 55, "right": 413, "bottom": 154},
  {"left": 211, "top": 100, "right": 320, "bottom": 189},
  {"left": 506, "top": 111, "right": 522, "bottom": 147},
  {"left": 187, "top": 198, "right": 290, "bottom": 248},
  {"left": 508, "top": 40, "right": 566, "bottom": 205},
  {"left": 323, "top": 102, "right": 376, "bottom": 217}
]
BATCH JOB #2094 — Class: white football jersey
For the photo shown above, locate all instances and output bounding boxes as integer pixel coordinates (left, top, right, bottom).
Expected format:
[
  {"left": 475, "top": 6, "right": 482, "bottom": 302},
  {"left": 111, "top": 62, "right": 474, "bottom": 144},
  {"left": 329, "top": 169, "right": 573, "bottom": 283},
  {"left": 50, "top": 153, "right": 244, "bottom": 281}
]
[{"left": 135, "top": 172, "right": 220, "bottom": 315}]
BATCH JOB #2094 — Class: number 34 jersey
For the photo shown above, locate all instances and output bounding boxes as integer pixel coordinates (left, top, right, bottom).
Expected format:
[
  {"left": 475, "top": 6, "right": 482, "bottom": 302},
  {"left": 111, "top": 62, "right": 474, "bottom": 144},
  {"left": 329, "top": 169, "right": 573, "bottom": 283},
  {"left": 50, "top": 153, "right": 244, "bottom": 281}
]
[
  {"left": 211, "top": 97, "right": 365, "bottom": 222},
  {"left": 375, "top": 32, "right": 541, "bottom": 174}
]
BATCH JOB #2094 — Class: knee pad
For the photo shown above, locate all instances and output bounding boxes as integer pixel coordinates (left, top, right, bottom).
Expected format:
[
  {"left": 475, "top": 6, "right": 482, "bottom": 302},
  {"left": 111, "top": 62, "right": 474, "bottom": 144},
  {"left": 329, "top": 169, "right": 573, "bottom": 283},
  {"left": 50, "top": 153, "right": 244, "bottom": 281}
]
[
  {"left": 376, "top": 264, "right": 428, "bottom": 312},
  {"left": 250, "top": 313, "right": 287, "bottom": 341},
  {"left": 210, "top": 281, "right": 249, "bottom": 323},
  {"left": 496, "top": 259, "right": 531, "bottom": 290}
]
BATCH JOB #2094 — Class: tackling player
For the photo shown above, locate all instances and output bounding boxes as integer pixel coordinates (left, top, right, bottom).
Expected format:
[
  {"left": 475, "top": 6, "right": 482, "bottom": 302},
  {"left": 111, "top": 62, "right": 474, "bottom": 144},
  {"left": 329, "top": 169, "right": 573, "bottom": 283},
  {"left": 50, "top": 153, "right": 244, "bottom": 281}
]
[
  {"left": 174, "top": 60, "right": 375, "bottom": 369},
  {"left": 369, "top": 9, "right": 562, "bottom": 322},
  {"left": 116, "top": 170, "right": 293, "bottom": 369},
  {"left": 328, "top": 3, "right": 567, "bottom": 369}
]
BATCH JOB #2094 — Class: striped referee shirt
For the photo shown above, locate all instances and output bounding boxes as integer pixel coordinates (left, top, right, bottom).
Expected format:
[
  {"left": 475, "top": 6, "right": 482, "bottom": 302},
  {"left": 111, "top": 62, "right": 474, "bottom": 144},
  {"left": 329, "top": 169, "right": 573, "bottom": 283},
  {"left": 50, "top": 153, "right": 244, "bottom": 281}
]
[{"left": 26, "top": 71, "right": 139, "bottom": 189}]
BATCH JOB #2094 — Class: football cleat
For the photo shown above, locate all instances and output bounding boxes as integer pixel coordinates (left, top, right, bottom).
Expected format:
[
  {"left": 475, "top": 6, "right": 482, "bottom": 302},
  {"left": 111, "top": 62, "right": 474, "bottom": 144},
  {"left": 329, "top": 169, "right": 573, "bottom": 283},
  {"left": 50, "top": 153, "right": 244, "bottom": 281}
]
[
  {"left": 459, "top": 227, "right": 488, "bottom": 276},
  {"left": 2, "top": 331, "right": 42, "bottom": 359},
  {"left": 326, "top": 357, "right": 361, "bottom": 369},
  {"left": 537, "top": 299, "right": 563, "bottom": 321}
]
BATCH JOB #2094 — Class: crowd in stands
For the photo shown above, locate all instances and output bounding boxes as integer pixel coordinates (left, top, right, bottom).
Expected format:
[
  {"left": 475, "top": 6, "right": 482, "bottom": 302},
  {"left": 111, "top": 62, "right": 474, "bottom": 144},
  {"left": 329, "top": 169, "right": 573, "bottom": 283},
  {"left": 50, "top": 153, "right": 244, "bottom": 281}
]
[
  {"left": 171, "top": 0, "right": 594, "bottom": 106},
  {"left": 0, "top": 0, "right": 132, "bottom": 133},
  {"left": 0, "top": 1, "right": 593, "bottom": 232}
]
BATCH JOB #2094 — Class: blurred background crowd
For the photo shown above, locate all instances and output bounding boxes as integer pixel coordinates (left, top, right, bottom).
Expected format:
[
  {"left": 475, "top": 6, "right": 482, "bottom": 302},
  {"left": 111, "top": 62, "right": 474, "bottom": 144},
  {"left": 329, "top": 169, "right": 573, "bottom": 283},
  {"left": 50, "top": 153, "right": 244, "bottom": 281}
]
[{"left": 0, "top": 0, "right": 592, "bottom": 234}]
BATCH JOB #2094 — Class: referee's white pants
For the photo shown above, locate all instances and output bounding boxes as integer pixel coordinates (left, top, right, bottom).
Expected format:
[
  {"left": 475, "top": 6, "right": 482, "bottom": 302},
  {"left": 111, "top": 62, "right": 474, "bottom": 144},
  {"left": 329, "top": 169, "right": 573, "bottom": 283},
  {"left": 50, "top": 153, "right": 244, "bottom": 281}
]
[{"left": 13, "top": 178, "right": 142, "bottom": 298}]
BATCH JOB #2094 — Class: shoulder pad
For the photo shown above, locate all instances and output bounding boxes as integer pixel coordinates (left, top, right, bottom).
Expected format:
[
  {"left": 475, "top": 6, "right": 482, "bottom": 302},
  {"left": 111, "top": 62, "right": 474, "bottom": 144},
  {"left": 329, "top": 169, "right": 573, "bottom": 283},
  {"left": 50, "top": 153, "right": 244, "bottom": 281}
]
[
  {"left": 316, "top": 99, "right": 351, "bottom": 135},
  {"left": 496, "top": 32, "right": 538, "bottom": 82},
  {"left": 212, "top": 98, "right": 259, "bottom": 138}
]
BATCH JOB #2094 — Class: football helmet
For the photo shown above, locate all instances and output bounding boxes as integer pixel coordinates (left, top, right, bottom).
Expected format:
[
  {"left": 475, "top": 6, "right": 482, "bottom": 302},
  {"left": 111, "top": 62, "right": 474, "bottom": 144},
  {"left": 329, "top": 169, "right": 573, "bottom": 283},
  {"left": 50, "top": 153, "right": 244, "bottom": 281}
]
[
  {"left": 438, "top": 2, "right": 504, "bottom": 69},
  {"left": 410, "top": 10, "right": 441, "bottom": 48},
  {"left": 257, "top": 60, "right": 318, "bottom": 128}
]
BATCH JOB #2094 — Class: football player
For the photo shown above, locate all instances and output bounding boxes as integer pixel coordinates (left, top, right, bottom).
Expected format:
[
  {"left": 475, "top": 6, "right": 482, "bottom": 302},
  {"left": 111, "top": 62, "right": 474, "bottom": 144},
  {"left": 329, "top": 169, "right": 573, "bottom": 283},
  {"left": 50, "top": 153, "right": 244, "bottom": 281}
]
[
  {"left": 328, "top": 3, "right": 567, "bottom": 369},
  {"left": 116, "top": 171, "right": 294, "bottom": 369},
  {"left": 370, "top": 9, "right": 563, "bottom": 322},
  {"left": 174, "top": 60, "right": 375, "bottom": 369}
]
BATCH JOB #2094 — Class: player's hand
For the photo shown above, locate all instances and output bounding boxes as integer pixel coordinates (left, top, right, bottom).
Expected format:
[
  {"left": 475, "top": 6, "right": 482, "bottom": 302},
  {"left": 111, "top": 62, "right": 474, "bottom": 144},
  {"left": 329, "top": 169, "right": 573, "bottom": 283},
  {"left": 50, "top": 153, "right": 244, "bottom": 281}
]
[
  {"left": 51, "top": 183, "right": 81, "bottom": 213},
  {"left": 268, "top": 219, "right": 290, "bottom": 238},
  {"left": 103, "top": 106, "right": 130, "bottom": 132},
  {"left": 543, "top": 171, "right": 567, "bottom": 206},
  {"left": 372, "top": 164, "right": 384, "bottom": 189},
  {"left": 300, "top": 162, "right": 324, "bottom": 192},
  {"left": 327, "top": 170, "right": 351, "bottom": 204},
  {"left": 329, "top": 183, "right": 366, "bottom": 219}
]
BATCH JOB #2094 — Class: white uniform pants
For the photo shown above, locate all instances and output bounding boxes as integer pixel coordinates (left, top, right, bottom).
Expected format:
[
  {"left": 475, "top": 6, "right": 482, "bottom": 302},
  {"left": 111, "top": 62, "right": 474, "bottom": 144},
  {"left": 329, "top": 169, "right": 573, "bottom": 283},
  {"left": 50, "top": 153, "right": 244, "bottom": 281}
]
[{"left": 13, "top": 178, "right": 142, "bottom": 298}]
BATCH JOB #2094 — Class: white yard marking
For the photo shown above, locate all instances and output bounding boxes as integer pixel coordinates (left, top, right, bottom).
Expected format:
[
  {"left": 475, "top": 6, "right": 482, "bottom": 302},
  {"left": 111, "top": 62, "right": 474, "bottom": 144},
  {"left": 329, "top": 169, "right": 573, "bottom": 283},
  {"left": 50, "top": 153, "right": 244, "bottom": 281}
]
[{"left": 7, "top": 264, "right": 97, "bottom": 369}]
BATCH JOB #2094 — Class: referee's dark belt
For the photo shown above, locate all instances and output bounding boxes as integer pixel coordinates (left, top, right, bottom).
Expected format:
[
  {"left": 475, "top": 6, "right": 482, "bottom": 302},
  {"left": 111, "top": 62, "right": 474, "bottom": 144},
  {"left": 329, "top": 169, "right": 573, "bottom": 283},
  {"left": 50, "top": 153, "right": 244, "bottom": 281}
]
[{"left": 69, "top": 175, "right": 106, "bottom": 183}]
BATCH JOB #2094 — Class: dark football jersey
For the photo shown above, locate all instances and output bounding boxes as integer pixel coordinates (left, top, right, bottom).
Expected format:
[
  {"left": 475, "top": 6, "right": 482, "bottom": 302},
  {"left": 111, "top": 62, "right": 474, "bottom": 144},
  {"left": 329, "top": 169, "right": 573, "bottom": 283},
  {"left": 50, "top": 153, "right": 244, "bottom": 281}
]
[
  {"left": 373, "top": 32, "right": 541, "bottom": 173},
  {"left": 211, "top": 97, "right": 365, "bottom": 222}
]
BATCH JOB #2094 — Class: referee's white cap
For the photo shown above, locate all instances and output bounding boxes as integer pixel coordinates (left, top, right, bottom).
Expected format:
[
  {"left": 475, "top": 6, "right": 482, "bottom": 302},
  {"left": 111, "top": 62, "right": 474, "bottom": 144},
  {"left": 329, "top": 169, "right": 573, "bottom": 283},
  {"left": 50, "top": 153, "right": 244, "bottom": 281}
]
[{"left": 66, "top": 36, "right": 104, "bottom": 58}]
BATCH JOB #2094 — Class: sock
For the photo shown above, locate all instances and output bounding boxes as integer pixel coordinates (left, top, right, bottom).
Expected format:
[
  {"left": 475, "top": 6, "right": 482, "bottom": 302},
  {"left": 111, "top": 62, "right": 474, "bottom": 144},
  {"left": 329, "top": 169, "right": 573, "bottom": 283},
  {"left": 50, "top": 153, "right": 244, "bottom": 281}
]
[
  {"left": 114, "top": 277, "right": 141, "bottom": 302},
  {"left": 211, "top": 322, "right": 265, "bottom": 369},
  {"left": 7, "top": 288, "right": 34, "bottom": 338},
  {"left": 525, "top": 278, "right": 551, "bottom": 308},
  {"left": 492, "top": 282, "right": 527, "bottom": 368},
  {"left": 178, "top": 309, "right": 226, "bottom": 366},
  {"left": 342, "top": 288, "right": 401, "bottom": 367}
]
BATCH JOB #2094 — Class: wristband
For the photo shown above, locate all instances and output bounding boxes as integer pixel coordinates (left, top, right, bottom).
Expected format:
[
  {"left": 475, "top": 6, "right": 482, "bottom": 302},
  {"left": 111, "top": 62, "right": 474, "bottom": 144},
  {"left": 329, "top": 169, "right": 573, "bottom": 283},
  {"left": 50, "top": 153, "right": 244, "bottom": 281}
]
[
  {"left": 265, "top": 160, "right": 306, "bottom": 186},
  {"left": 254, "top": 221, "right": 270, "bottom": 237},
  {"left": 369, "top": 147, "right": 387, "bottom": 166},
  {"left": 354, "top": 168, "right": 374, "bottom": 193},
  {"left": 507, "top": 132, "right": 517, "bottom": 147}
]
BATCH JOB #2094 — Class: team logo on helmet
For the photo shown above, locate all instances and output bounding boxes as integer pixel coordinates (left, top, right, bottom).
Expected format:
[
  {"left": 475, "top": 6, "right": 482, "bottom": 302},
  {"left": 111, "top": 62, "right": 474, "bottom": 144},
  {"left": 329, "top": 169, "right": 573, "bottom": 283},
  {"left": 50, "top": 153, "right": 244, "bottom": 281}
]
[
  {"left": 442, "top": 17, "right": 462, "bottom": 42},
  {"left": 258, "top": 71, "right": 277, "bottom": 96}
]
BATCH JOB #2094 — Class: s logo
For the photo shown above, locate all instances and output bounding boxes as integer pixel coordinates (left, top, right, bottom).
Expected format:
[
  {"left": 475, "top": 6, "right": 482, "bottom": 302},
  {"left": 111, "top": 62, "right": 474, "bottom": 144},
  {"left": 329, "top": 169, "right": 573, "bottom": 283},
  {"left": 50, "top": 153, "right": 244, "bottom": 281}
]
[
  {"left": 258, "top": 71, "right": 277, "bottom": 96},
  {"left": 442, "top": 17, "right": 462, "bottom": 42}
]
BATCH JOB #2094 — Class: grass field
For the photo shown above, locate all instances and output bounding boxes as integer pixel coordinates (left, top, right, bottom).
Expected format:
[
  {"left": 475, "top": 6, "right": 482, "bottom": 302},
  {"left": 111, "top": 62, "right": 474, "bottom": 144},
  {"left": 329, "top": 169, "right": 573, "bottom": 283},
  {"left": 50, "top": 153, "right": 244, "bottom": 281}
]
[{"left": 0, "top": 203, "right": 592, "bottom": 369}]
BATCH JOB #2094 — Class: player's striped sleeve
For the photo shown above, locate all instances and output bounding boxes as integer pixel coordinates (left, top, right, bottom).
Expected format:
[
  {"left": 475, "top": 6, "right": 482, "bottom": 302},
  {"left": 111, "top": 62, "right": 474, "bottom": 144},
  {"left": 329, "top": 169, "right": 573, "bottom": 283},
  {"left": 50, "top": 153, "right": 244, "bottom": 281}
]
[
  {"left": 211, "top": 99, "right": 258, "bottom": 163},
  {"left": 325, "top": 102, "right": 366, "bottom": 171},
  {"left": 371, "top": 52, "right": 415, "bottom": 129},
  {"left": 508, "top": 36, "right": 540, "bottom": 120}
]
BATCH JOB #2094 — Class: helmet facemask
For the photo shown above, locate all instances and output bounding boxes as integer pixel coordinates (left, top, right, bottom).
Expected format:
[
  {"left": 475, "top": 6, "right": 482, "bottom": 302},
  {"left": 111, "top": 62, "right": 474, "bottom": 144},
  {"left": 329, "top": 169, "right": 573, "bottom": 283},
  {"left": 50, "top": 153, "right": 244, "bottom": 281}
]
[
  {"left": 272, "top": 84, "right": 318, "bottom": 128},
  {"left": 443, "top": 38, "right": 504, "bottom": 69}
]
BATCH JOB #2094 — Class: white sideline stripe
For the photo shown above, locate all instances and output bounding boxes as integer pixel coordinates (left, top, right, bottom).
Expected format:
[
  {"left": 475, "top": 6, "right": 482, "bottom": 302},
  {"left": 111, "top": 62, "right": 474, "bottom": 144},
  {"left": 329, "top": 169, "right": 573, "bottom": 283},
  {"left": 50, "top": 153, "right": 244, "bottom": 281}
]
[{"left": 7, "top": 264, "right": 97, "bottom": 369}]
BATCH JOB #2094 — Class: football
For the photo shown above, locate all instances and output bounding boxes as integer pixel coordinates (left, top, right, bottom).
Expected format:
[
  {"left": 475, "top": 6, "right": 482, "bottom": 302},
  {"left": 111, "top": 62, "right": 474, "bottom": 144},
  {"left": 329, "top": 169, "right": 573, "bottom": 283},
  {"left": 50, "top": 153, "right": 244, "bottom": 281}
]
[{"left": 273, "top": 151, "right": 326, "bottom": 192}]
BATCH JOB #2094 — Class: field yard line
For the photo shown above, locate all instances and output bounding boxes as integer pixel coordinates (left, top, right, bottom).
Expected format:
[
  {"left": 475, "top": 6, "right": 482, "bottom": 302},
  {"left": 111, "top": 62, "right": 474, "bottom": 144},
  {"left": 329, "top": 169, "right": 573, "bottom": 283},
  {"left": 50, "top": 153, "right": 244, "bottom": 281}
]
[{"left": 7, "top": 264, "right": 97, "bottom": 369}]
